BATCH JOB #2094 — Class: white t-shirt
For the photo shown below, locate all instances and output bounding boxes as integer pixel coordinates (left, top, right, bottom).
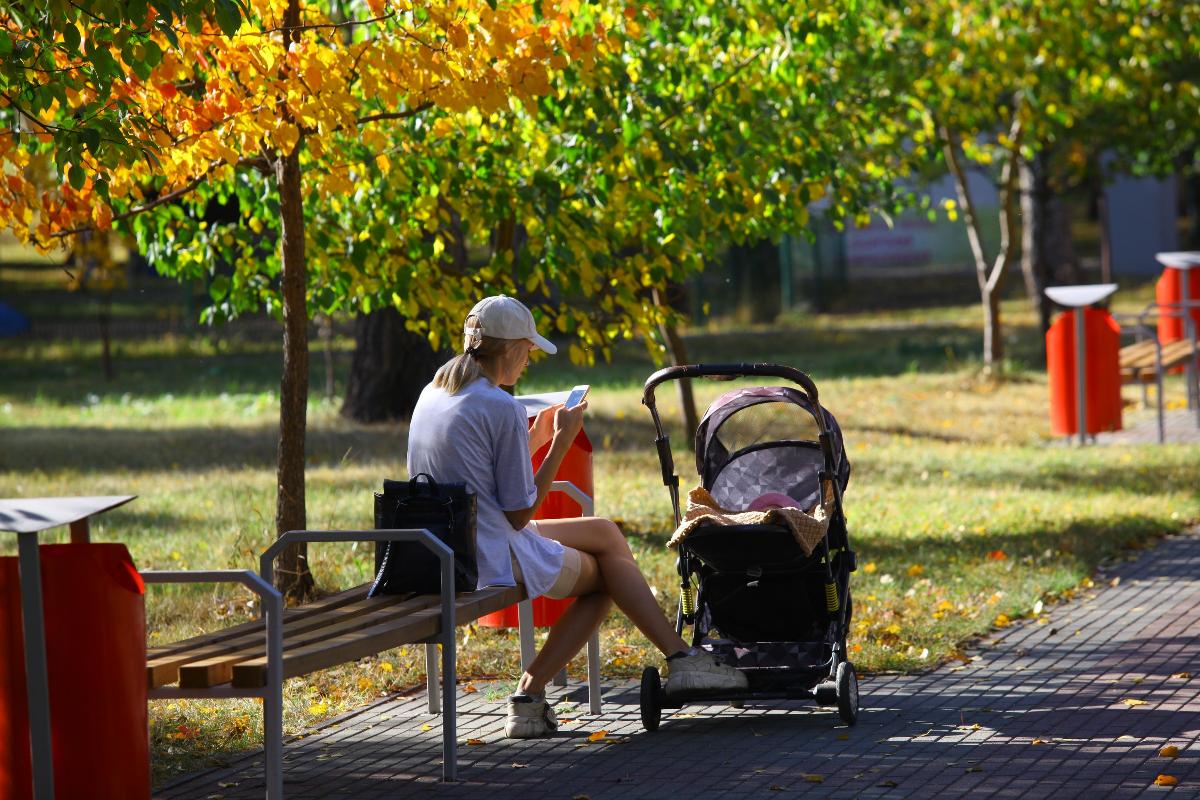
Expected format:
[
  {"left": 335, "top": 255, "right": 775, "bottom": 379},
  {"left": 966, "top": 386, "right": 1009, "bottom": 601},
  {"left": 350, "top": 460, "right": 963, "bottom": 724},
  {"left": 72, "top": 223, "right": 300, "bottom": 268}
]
[{"left": 407, "top": 377, "right": 566, "bottom": 598}]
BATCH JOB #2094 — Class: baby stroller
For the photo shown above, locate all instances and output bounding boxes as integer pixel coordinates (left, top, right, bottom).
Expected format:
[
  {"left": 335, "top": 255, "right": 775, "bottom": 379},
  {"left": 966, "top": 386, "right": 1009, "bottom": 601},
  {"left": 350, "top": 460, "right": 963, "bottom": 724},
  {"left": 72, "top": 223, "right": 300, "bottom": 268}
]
[{"left": 639, "top": 363, "right": 858, "bottom": 729}]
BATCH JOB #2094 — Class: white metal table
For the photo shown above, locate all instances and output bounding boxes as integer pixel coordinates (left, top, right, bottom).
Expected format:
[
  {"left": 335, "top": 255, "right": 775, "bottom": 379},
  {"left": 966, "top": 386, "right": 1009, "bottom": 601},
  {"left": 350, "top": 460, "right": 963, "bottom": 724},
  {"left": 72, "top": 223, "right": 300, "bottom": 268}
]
[{"left": 0, "top": 495, "right": 136, "bottom": 800}]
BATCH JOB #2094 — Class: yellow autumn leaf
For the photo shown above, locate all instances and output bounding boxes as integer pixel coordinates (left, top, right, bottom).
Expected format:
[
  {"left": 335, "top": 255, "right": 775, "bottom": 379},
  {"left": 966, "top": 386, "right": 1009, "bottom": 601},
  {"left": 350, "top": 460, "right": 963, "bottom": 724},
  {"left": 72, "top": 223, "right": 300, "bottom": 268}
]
[
  {"left": 1121, "top": 698, "right": 1148, "bottom": 707},
  {"left": 420, "top": 723, "right": 432, "bottom": 731},
  {"left": 993, "top": 613, "right": 1010, "bottom": 627},
  {"left": 1154, "top": 775, "right": 1178, "bottom": 787},
  {"left": 803, "top": 774, "right": 824, "bottom": 783},
  {"left": 1160, "top": 746, "right": 1181, "bottom": 758},
  {"left": 587, "top": 730, "right": 608, "bottom": 742},
  {"left": 462, "top": 682, "right": 478, "bottom": 694},
  {"left": 907, "top": 564, "right": 924, "bottom": 577},
  {"left": 308, "top": 701, "right": 328, "bottom": 715},
  {"left": 466, "top": 738, "right": 485, "bottom": 746}
]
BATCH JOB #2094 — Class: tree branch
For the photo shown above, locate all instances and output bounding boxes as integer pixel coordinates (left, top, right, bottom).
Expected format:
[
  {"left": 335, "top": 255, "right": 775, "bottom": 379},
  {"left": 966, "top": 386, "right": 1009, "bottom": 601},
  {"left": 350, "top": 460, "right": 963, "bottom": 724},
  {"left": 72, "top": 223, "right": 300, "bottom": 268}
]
[
  {"left": 939, "top": 124, "right": 990, "bottom": 290},
  {"left": 987, "top": 112, "right": 1024, "bottom": 294},
  {"left": 356, "top": 101, "right": 435, "bottom": 126}
]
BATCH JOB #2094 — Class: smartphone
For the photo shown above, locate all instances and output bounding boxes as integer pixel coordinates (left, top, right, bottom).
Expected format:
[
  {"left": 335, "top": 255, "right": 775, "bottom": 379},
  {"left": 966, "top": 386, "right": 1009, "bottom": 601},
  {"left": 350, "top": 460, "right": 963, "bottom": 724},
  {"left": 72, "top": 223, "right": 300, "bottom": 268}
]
[{"left": 564, "top": 384, "right": 590, "bottom": 409}]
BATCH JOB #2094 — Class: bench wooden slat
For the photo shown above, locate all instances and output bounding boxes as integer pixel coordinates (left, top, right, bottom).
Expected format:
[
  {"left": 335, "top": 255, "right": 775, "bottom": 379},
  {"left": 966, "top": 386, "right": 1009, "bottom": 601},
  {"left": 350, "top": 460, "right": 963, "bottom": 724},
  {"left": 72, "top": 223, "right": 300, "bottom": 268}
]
[
  {"left": 146, "top": 583, "right": 375, "bottom": 663},
  {"left": 230, "top": 586, "right": 524, "bottom": 688},
  {"left": 177, "top": 594, "right": 439, "bottom": 688},
  {"left": 149, "top": 586, "right": 415, "bottom": 688},
  {"left": 1120, "top": 339, "right": 1197, "bottom": 382}
]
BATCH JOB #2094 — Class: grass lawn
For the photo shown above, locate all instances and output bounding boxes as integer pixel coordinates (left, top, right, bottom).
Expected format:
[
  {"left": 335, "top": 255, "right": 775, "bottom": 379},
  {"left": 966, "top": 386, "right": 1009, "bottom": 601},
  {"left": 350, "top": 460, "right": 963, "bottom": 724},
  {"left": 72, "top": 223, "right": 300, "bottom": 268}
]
[{"left": 1, "top": 281, "right": 1197, "bottom": 785}]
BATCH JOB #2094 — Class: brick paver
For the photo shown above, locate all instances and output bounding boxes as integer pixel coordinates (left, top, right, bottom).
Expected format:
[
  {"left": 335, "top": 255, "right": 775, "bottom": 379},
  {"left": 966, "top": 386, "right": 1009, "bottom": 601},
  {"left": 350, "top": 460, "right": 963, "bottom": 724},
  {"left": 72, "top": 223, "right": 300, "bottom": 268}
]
[
  {"left": 162, "top": 529, "right": 1200, "bottom": 799},
  {"left": 1096, "top": 408, "right": 1200, "bottom": 445}
]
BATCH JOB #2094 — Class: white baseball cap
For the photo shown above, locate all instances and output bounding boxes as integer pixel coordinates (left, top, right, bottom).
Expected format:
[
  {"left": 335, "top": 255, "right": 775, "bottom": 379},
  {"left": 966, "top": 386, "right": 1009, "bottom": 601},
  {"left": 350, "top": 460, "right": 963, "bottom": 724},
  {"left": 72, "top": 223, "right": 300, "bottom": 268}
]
[{"left": 464, "top": 295, "right": 557, "bottom": 354}]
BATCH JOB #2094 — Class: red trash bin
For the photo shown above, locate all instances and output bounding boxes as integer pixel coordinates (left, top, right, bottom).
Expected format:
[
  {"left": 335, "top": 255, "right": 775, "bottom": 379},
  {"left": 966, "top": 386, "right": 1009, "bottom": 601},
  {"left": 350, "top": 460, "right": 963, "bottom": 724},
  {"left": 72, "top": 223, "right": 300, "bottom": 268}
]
[
  {"left": 1047, "top": 307, "right": 1123, "bottom": 436},
  {"left": 1156, "top": 267, "right": 1200, "bottom": 372},
  {"left": 0, "top": 543, "right": 149, "bottom": 800},
  {"left": 479, "top": 428, "right": 593, "bottom": 628}
]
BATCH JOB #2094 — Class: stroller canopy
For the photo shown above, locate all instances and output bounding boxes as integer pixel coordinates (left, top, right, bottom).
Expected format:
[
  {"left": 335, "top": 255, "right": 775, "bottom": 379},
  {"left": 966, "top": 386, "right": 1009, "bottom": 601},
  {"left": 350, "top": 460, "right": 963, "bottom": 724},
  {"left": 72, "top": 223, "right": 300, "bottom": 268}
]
[{"left": 695, "top": 387, "right": 851, "bottom": 513}]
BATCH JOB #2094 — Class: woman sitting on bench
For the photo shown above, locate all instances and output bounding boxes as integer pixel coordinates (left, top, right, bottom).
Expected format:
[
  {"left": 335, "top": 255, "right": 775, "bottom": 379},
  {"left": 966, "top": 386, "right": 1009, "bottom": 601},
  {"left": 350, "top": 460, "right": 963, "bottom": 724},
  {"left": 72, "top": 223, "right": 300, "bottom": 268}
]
[{"left": 407, "top": 295, "right": 747, "bottom": 739}]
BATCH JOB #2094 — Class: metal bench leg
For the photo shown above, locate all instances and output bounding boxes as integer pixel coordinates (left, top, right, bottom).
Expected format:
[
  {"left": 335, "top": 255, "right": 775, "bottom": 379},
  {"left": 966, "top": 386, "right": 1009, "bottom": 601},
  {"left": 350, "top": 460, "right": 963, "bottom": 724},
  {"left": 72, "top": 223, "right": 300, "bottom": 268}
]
[
  {"left": 517, "top": 599, "right": 536, "bottom": 673},
  {"left": 425, "top": 643, "right": 441, "bottom": 714},
  {"left": 586, "top": 629, "right": 602, "bottom": 715},
  {"left": 441, "top": 635, "right": 456, "bottom": 782}
]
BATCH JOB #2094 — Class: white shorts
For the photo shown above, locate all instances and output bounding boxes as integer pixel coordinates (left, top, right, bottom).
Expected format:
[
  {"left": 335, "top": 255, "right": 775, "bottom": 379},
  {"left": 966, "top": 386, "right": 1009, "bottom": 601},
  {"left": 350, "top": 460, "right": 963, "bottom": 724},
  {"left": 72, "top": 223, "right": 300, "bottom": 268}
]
[{"left": 513, "top": 521, "right": 584, "bottom": 599}]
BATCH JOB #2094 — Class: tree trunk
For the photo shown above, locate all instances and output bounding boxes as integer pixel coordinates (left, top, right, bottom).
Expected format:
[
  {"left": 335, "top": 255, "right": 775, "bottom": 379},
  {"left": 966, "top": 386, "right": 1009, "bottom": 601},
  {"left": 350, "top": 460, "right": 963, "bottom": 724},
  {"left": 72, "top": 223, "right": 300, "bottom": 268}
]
[
  {"left": 1019, "top": 157, "right": 1053, "bottom": 334},
  {"left": 981, "top": 284, "right": 1004, "bottom": 366},
  {"left": 652, "top": 286, "right": 699, "bottom": 444},
  {"left": 941, "top": 119, "right": 1022, "bottom": 375},
  {"left": 272, "top": 0, "right": 315, "bottom": 602},
  {"left": 341, "top": 309, "right": 450, "bottom": 423}
]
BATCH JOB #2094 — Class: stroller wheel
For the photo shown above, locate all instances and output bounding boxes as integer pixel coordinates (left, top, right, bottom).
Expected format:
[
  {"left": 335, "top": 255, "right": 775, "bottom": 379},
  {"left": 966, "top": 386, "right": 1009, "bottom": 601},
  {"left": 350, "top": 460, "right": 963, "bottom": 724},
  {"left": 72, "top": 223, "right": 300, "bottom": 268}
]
[
  {"left": 836, "top": 661, "right": 859, "bottom": 726},
  {"left": 640, "top": 667, "right": 663, "bottom": 732}
]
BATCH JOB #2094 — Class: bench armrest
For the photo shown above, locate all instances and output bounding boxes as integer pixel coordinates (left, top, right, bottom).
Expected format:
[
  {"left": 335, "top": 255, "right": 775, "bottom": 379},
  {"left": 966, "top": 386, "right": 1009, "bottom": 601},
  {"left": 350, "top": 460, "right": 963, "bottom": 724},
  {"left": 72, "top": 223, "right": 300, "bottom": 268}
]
[
  {"left": 259, "top": 529, "right": 456, "bottom": 637},
  {"left": 548, "top": 480, "right": 594, "bottom": 516},
  {"left": 141, "top": 569, "right": 285, "bottom": 693}
]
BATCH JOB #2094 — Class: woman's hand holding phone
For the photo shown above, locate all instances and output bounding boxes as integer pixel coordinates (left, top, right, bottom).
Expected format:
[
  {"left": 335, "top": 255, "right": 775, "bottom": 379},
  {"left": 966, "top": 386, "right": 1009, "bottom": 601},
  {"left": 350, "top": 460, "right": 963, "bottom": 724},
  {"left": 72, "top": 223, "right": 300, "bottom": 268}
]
[{"left": 553, "top": 399, "right": 586, "bottom": 442}]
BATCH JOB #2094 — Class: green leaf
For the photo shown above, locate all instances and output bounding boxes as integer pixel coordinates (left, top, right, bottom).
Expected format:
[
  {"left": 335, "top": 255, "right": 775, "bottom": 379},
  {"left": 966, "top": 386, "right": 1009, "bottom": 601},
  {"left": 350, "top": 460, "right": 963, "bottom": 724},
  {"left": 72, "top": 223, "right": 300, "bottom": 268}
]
[
  {"left": 80, "top": 126, "right": 101, "bottom": 155},
  {"left": 214, "top": 0, "right": 241, "bottom": 37},
  {"left": 142, "top": 39, "right": 162, "bottom": 67},
  {"left": 68, "top": 164, "right": 87, "bottom": 191},
  {"left": 0, "top": 31, "right": 12, "bottom": 57},
  {"left": 61, "top": 23, "right": 81, "bottom": 52},
  {"left": 209, "top": 274, "right": 231, "bottom": 301}
]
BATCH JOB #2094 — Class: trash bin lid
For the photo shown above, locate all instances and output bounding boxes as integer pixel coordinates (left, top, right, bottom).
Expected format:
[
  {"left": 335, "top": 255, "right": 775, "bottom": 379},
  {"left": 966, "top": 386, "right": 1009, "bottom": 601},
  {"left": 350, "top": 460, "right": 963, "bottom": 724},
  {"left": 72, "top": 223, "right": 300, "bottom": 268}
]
[
  {"left": 1044, "top": 284, "right": 1118, "bottom": 308},
  {"left": 1155, "top": 252, "right": 1200, "bottom": 270},
  {"left": 0, "top": 496, "right": 136, "bottom": 534}
]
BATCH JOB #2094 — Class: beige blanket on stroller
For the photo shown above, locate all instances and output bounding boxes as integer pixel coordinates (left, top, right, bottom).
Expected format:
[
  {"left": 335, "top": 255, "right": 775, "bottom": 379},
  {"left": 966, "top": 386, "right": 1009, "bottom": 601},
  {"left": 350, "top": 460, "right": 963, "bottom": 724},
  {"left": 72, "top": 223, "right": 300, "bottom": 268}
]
[{"left": 667, "top": 487, "right": 830, "bottom": 556}]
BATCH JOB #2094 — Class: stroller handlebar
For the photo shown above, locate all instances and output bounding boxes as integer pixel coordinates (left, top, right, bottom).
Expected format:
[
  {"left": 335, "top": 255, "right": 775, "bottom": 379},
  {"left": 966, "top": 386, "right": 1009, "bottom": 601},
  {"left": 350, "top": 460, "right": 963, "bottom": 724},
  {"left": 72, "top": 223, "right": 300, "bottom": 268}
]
[{"left": 642, "top": 363, "right": 821, "bottom": 409}]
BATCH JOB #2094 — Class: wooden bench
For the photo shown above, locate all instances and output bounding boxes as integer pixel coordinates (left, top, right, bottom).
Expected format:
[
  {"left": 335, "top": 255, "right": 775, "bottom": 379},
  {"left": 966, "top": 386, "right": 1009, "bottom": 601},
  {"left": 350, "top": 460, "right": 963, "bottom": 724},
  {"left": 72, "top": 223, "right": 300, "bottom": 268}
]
[
  {"left": 143, "top": 526, "right": 603, "bottom": 800},
  {"left": 1117, "top": 302, "right": 1200, "bottom": 442},
  {"left": 1118, "top": 337, "right": 1197, "bottom": 383}
]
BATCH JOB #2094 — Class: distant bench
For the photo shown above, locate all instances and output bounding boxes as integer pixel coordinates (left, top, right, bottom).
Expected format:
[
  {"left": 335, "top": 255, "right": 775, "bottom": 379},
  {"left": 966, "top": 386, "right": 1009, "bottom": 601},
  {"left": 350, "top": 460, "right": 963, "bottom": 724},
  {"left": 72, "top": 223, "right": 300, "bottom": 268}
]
[
  {"left": 143, "top": 523, "right": 602, "bottom": 800},
  {"left": 1118, "top": 301, "right": 1200, "bottom": 442}
]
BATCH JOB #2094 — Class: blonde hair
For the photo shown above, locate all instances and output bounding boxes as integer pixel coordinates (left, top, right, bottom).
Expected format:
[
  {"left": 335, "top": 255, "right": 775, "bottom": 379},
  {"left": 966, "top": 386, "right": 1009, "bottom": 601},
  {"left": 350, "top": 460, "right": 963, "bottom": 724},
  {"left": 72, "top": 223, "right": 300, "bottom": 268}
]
[{"left": 433, "top": 334, "right": 526, "bottom": 395}]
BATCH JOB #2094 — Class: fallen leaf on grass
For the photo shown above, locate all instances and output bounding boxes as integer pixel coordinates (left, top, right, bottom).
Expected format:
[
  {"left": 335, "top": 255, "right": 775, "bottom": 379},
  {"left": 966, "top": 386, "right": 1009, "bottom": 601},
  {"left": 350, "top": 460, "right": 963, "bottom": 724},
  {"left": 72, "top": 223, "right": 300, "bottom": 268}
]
[
  {"left": 994, "top": 613, "right": 1011, "bottom": 628},
  {"left": 987, "top": 550, "right": 1007, "bottom": 561},
  {"left": 1160, "top": 746, "right": 1181, "bottom": 758},
  {"left": 587, "top": 730, "right": 608, "bottom": 742},
  {"left": 1154, "top": 775, "right": 1179, "bottom": 787},
  {"left": 466, "top": 738, "right": 485, "bottom": 746},
  {"left": 802, "top": 774, "right": 824, "bottom": 783},
  {"left": 1121, "top": 698, "right": 1148, "bottom": 707}
]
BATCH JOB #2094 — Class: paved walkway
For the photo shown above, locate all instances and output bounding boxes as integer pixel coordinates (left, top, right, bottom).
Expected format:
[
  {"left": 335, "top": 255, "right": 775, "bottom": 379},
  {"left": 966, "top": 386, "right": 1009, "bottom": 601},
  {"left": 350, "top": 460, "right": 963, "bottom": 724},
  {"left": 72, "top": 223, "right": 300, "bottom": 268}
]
[
  {"left": 163, "top": 530, "right": 1200, "bottom": 799},
  {"left": 1096, "top": 408, "right": 1200, "bottom": 445}
]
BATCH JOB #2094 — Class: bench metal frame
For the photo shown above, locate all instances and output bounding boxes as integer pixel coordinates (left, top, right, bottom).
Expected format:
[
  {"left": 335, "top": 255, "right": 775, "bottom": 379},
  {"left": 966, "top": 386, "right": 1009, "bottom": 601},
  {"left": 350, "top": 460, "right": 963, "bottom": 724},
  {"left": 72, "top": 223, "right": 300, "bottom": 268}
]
[
  {"left": 143, "top": 570, "right": 285, "bottom": 800},
  {"left": 145, "top": 480, "right": 604, "bottom": 799},
  {"left": 1117, "top": 299, "right": 1200, "bottom": 442}
]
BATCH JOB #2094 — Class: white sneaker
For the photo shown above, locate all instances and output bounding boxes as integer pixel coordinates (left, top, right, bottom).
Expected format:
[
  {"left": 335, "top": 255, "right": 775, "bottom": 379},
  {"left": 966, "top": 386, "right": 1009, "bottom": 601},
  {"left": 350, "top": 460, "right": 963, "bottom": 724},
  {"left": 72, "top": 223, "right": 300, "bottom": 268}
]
[
  {"left": 503, "top": 693, "right": 558, "bottom": 739},
  {"left": 664, "top": 651, "right": 749, "bottom": 696}
]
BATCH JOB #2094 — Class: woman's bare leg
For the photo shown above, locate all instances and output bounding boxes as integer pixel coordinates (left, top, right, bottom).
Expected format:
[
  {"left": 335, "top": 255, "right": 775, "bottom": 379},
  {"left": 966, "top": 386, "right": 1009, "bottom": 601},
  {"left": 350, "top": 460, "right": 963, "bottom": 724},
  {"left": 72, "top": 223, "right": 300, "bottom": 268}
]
[{"left": 517, "top": 517, "right": 688, "bottom": 694}]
